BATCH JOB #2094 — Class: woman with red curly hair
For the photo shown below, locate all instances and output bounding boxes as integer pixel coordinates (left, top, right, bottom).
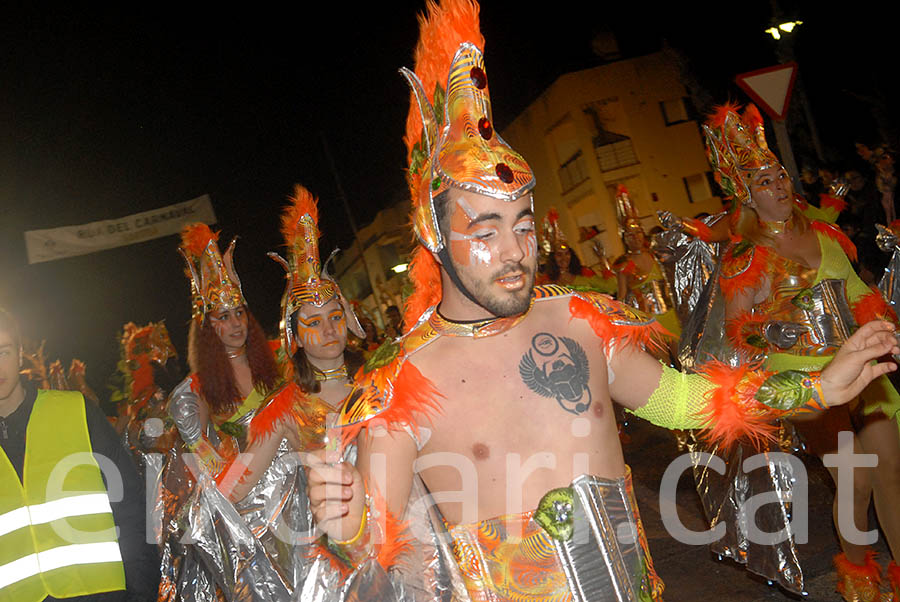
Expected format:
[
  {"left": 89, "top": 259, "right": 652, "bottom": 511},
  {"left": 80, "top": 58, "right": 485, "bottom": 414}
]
[
  {"left": 168, "top": 223, "right": 280, "bottom": 476},
  {"left": 708, "top": 104, "right": 900, "bottom": 600}
]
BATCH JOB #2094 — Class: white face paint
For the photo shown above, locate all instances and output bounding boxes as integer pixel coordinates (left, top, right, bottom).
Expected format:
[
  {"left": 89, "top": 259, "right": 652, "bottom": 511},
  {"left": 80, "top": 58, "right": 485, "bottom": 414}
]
[
  {"left": 523, "top": 230, "right": 538, "bottom": 259},
  {"left": 448, "top": 231, "right": 494, "bottom": 266}
]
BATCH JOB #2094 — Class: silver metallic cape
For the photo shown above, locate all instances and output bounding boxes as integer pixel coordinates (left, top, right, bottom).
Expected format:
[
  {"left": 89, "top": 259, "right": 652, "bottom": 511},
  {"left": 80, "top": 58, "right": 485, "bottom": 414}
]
[
  {"left": 150, "top": 430, "right": 359, "bottom": 601},
  {"left": 657, "top": 213, "right": 806, "bottom": 594},
  {"left": 684, "top": 434, "right": 805, "bottom": 594},
  {"left": 651, "top": 212, "right": 731, "bottom": 370},
  {"left": 877, "top": 223, "right": 900, "bottom": 311}
]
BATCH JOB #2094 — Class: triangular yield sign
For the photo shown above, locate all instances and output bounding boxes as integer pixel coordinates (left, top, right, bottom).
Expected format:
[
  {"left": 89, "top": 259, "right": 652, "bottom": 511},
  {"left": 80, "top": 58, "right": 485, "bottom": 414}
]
[{"left": 735, "top": 62, "right": 798, "bottom": 121}]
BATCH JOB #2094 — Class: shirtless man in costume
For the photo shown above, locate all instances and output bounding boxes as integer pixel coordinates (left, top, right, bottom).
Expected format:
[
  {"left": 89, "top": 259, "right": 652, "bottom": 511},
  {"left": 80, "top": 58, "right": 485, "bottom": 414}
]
[{"left": 307, "top": 1, "right": 900, "bottom": 599}]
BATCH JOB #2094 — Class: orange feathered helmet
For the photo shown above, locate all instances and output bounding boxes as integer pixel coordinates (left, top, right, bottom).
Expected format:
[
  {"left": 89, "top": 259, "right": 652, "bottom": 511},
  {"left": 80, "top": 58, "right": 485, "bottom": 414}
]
[
  {"left": 703, "top": 103, "right": 779, "bottom": 209},
  {"left": 179, "top": 223, "right": 246, "bottom": 323},
  {"left": 269, "top": 184, "right": 364, "bottom": 355},
  {"left": 401, "top": 0, "right": 536, "bottom": 327}
]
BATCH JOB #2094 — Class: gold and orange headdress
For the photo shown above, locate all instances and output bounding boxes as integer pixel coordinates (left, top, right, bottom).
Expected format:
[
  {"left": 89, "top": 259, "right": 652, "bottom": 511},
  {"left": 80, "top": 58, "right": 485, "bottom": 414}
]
[
  {"left": 179, "top": 223, "right": 246, "bottom": 323},
  {"left": 121, "top": 321, "right": 177, "bottom": 399},
  {"left": 540, "top": 207, "right": 570, "bottom": 256},
  {"left": 402, "top": 0, "right": 535, "bottom": 254},
  {"left": 269, "top": 184, "right": 364, "bottom": 355},
  {"left": 615, "top": 185, "right": 644, "bottom": 237},
  {"left": 703, "top": 103, "right": 779, "bottom": 207}
]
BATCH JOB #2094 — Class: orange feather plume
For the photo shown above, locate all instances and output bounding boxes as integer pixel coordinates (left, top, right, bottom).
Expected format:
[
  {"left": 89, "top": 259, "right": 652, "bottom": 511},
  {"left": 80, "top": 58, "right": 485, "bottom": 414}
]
[
  {"left": 811, "top": 220, "right": 857, "bottom": 262},
  {"left": 180, "top": 223, "right": 219, "bottom": 257},
  {"left": 403, "top": 245, "right": 443, "bottom": 328},
  {"left": 695, "top": 360, "right": 779, "bottom": 451},
  {"left": 404, "top": 0, "right": 483, "bottom": 198},
  {"left": 742, "top": 103, "right": 765, "bottom": 129},
  {"left": 706, "top": 102, "right": 743, "bottom": 129},
  {"left": 281, "top": 184, "right": 320, "bottom": 244}
]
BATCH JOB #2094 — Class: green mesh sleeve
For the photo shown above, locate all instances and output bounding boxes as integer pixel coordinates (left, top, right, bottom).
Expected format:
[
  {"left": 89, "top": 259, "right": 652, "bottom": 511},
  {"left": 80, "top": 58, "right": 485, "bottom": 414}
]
[{"left": 627, "top": 362, "right": 711, "bottom": 430}]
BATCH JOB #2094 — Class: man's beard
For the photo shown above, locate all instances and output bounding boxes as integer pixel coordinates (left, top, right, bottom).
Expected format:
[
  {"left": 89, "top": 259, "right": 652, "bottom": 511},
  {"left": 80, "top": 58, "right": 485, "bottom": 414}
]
[{"left": 453, "top": 261, "right": 535, "bottom": 318}]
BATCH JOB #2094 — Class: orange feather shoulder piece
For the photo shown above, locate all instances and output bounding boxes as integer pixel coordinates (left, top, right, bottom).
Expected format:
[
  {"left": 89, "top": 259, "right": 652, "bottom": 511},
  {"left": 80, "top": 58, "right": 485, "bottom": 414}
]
[
  {"left": 719, "top": 238, "right": 770, "bottom": 301},
  {"left": 568, "top": 292, "right": 670, "bottom": 356}
]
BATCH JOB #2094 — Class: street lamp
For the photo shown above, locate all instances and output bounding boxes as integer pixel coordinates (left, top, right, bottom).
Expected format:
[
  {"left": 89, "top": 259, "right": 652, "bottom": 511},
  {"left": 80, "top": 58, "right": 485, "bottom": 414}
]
[{"left": 765, "top": 20, "right": 803, "bottom": 40}]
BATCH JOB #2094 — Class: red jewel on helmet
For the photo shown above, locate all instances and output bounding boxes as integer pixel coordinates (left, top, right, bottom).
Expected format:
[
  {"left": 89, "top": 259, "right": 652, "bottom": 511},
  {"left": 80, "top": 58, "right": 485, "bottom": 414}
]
[
  {"left": 495, "top": 163, "right": 513, "bottom": 183},
  {"left": 478, "top": 117, "right": 493, "bottom": 140},
  {"left": 470, "top": 66, "right": 487, "bottom": 89}
]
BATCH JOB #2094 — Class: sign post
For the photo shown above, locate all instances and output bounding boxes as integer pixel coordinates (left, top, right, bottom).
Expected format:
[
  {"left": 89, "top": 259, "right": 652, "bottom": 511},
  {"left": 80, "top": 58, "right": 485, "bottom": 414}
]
[{"left": 735, "top": 62, "right": 801, "bottom": 189}]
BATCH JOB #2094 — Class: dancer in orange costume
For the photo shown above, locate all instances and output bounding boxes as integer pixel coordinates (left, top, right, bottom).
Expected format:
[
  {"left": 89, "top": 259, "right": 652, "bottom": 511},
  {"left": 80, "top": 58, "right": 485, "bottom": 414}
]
[{"left": 708, "top": 103, "right": 900, "bottom": 601}]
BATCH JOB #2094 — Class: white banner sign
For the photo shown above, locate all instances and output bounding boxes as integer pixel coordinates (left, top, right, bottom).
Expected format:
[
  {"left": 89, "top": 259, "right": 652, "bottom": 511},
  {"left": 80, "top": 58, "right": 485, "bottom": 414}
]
[{"left": 24, "top": 195, "right": 216, "bottom": 264}]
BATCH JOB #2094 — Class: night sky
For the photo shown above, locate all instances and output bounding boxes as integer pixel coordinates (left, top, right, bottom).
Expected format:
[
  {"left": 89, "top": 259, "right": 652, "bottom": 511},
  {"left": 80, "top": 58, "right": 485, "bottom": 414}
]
[{"left": 1, "top": 1, "right": 894, "bottom": 402}]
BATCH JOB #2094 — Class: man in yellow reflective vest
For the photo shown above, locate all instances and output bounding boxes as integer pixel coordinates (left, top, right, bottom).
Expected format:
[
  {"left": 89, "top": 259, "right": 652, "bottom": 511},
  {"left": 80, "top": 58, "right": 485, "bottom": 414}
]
[{"left": 1, "top": 308, "right": 158, "bottom": 601}]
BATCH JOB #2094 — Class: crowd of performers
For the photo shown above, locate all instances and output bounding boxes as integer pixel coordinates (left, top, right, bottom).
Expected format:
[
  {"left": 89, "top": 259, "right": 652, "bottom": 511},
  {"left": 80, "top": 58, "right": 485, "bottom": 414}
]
[{"left": 3, "top": 1, "right": 900, "bottom": 601}]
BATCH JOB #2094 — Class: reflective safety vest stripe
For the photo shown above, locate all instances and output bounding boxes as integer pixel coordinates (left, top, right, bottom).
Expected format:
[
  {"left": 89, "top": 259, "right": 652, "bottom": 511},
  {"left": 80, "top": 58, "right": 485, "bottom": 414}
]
[{"left": 0, "top": 390, "right": 125, "bottom": 602}]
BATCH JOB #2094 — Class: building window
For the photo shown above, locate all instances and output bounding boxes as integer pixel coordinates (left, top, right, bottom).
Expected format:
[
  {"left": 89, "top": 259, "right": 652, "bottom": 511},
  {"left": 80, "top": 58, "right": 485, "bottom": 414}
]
[
  {"left": 660, "top": 98, "right": 689, "bottom": 125},
  {"left": 559, "top": 150, "right": 588, "bottom": 192},
  {"left": 683, "top": 172, "right": 713, "bottom": 203},
  {"left": 595, "top": 136, "right": 638, "bottom": 172}
]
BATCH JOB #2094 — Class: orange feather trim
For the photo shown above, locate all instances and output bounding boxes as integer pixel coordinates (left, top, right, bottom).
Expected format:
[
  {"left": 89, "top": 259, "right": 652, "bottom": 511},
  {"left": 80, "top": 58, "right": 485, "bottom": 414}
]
[
  {"left": 404, "top": 0, "right": 483, "bottom": 200},
  {"left": 213, "top": 455, "right": 250, "bottom": 492},
  {"left": 887, "top": 561, "right": 900, "bottom": 588},
  {"left": 341, "top": 358, "right": 444, "bottom": 449},
  {"left": 281, "top": 184, "right": 319, "bottom": 243},
  {"left": 403, "top": 245, "right": 442, "bottom": 329},
  {"left": 725, "top": 310, "right": 769, "bottom": 358},
  {"left": 247, "top": 382, "right": 329, "bottom": 449},
  {"left": 835, "top": 550, "right": 882, "bottom": 593},
  {"left": 719, "top": 239, "right": 770, "bottom": 301},
  {"left": 180, "top": 223, "right": 219, "bottom": 257},
  {"left": 852, "top": 288, "right": 898, "bottom": 325},
  {"left": 305, "top": 536, "right": 354, "bottom": 580},
  {"left": 811, "top": 220, "right": 857, "bottom": 262},
  {"left": 890, "top": 219, "right": 900, "bottom": 232},
  {"left": 819, "top": 193, "right": 847, "bottom": 214},
  {"left": 683, "top": 218, "right": 715, "bottom": 243},
  {"left": 374, "top": 494, "right": 411, "bottom": 571},
  {"left": 567, "top": 294, "right": 669, "bottom": 356},
  {"left": 695, "top": 360, "right": 779, "bottom": 451}
]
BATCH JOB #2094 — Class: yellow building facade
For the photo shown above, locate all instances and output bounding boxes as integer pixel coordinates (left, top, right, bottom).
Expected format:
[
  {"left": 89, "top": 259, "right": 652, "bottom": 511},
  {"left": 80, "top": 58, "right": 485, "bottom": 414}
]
[{"left": 501, "top": 51, "right": 722, "bottom": 262}]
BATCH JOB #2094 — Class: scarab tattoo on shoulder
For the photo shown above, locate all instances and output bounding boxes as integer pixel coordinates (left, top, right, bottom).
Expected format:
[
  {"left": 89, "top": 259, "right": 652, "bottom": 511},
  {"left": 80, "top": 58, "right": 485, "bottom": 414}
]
[{"left": 518, "top": 332, "right": 591, "bottom": 414}]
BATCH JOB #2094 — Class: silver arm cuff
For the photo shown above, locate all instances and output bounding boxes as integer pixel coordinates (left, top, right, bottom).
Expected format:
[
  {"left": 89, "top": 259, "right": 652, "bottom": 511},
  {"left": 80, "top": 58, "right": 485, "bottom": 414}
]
[{"left": 168, "top": 378, "right": 208, "bottom": 447}]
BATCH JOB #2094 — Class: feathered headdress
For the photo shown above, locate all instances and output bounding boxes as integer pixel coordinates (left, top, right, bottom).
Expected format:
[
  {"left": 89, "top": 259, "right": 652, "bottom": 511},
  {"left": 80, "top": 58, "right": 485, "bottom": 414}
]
[
  {"left": 121, "top": 321, "right": 176, "bottom": 399},
  {"left": 179, "top": 223, "right": 246, "bottom": 323},
  {"left": 269, "top": 184, "right": 364, "bottom": 355},
  {"left": 401, "top": 0, "right": 535, "bottom": 253},
  {"left": 615, "top": 185, "right": 644, "bottom": 237},
  {"left": 540, "top": 207, "right": 570, "bottom": 256},
  {"left": 703, "top": 103, "right": 779, "bottom": 208},
  {"left": 401, "top": 0, "right": 535, "bottom": 326}
]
